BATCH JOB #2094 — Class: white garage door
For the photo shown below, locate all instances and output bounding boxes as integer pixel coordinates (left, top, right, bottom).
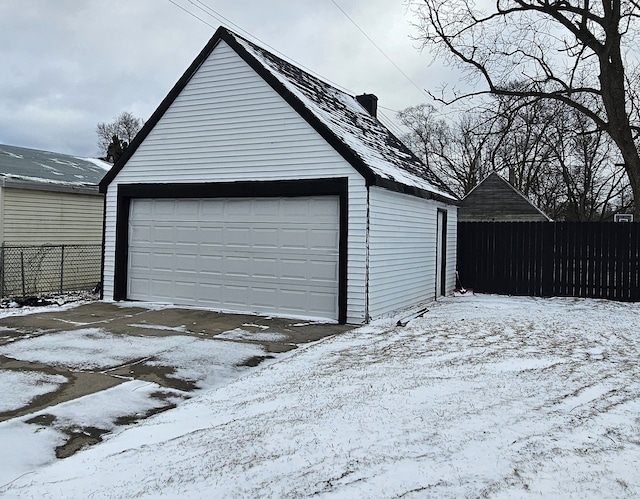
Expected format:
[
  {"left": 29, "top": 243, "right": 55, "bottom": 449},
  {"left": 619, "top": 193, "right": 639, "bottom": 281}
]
[{"left": 127, "top": 196, "right": 340, "bottom": 320}]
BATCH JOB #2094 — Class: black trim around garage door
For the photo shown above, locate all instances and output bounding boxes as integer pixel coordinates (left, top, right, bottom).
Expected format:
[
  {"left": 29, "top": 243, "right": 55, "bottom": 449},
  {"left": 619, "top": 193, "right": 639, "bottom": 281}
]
[{"left": 114, "top": 178, "right": 349, "bottom": 324}]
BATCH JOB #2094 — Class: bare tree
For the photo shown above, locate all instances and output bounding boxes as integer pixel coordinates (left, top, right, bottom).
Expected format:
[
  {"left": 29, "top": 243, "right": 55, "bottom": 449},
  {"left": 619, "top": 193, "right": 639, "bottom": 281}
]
[
  {"left": 397, "top": 103, "right": 446, "bottom": 168},
  {"left": 548, "top": 107, "right": 630, "bottom": 220},
  {"left": 96, "top": 111, "right": 143, "bottom": 163},
  {"left": 491, "top": 95, "right": 559, "bottom": 197},
  {"left": 398, "top": 95, "right": 629, "bottom": 219},
  {"left": 398, "top": 104, "right": 496, "bottom": 196},
  {"left": 411, "top": 0, "right": 640, "bottom": 216}
]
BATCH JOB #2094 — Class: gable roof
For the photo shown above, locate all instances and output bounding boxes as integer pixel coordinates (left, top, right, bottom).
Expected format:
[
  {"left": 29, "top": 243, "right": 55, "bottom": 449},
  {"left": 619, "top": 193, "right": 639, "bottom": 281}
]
[
  {"left": 0, "top": 143, "right": 109, "bottom": 195},
  {"left": 459, "top": 172, "right": 551, "bottom": 222},
  {"left": 99, "top": 26, "right": 457, "bottom": 203}
]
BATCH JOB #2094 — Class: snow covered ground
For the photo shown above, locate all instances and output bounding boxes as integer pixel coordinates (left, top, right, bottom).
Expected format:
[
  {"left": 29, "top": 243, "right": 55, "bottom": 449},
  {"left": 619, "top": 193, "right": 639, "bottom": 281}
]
[{"left": 2, "top": 294, "right": 640, "bottom": 498}]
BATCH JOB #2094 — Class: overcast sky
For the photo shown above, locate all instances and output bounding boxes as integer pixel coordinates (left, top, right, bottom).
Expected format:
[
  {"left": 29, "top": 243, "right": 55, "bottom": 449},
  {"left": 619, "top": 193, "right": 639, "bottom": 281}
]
[{"left": 0, "top": 0, "right": 460, "bottom": 158}]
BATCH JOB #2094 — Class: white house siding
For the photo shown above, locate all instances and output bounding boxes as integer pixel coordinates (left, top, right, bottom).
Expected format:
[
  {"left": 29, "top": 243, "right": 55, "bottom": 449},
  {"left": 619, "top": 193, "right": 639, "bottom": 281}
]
[
  {"left": 103, "top": 40, "right": 367, "bottom": 323},
  {"left": 445, "top": 205, "right": 458, "bottom": 293},
  {"left": 368, "top": 187, "right": 457, "bottom": 319},
  {"left": 2, "top": 187, "right": 103, "bottom": 246}
]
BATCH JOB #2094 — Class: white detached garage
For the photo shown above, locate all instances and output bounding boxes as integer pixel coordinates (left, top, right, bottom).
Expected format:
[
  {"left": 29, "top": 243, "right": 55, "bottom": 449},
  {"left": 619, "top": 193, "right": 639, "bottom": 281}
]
[{"left": 100, "top": 27, "right": 458, "bottom": 324}]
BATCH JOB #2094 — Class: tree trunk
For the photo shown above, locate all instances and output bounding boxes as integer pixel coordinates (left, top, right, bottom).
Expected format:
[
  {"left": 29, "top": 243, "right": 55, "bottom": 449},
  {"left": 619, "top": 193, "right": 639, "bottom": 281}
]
[{"left": 598, "top": 22, "right": 640, "bottom": 217}]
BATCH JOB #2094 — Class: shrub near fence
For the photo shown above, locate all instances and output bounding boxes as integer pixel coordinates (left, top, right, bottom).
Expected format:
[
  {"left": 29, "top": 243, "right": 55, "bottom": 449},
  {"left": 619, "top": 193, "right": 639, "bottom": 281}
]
[
  {"left": 457, "top": 222, "right": 640, "bottom": 301},
  {"left": 0, "top": 244, "right": 102, "bottom": 298}
]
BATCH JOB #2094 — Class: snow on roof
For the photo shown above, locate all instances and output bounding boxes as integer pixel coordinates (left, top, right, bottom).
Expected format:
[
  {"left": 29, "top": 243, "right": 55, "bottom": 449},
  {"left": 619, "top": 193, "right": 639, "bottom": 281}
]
[
  {"left": 0, "top": 144, "right": 108, "bottom": 188},
  {"left": 230, "top": 31, "right": 456, "bottom": 201}
]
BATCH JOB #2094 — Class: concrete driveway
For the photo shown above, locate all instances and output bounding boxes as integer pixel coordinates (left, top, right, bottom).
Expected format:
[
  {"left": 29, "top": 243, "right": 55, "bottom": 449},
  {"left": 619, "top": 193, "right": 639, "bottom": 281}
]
[{"left": 0, "top": 301, "right": 352, "bottom": 457}]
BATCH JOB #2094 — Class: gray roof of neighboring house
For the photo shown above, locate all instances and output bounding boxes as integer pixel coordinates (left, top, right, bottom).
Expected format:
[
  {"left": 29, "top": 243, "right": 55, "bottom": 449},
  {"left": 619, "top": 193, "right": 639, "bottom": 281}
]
[
  {"left": 459, "top": 172, "right": 551, "bottom": 222},
  {"left": 100, "top": 26, "right": 457, "bottom": 203},
  {"left": 0, "top": 143, "right": 109, "bottom": 194}
]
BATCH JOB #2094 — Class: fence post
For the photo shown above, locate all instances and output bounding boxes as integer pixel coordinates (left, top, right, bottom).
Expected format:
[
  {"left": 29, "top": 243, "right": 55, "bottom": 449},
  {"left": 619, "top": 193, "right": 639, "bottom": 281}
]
[
  {"left": 60, "top": 245, "right": 65, "bottom": 293},
  {"left": 20, "top": 251, "right": 25, "bottom": 297},
  {"left": 0, "top": 244, "right": 4, "bottom": 299},
  {"left": 542, "top": 222, "right": 554, "bottom": 297}
]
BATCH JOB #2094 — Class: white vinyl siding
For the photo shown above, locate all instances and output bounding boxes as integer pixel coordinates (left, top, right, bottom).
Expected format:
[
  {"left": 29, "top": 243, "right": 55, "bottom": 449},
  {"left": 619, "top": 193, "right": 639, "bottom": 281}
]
[
  {"left": 103, "top": 40, "right": 367, "bottom": 323},
  {"left": 445, "top": 206, "right": 458, "bottom": 293},
  {"left": 127, "top": 197, "right": 340, "bottom": 321},
  {"left": 2, "top": 187, "right": 103, "bottom": 246},
  {"left": 368, "top": 188, "right": 457, "bottom": 319}
]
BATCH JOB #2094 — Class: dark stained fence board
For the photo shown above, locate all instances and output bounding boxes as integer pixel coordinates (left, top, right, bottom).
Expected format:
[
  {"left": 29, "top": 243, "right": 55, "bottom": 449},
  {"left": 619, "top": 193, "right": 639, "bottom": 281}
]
[
  {"left": 457, "top": 221, "right": 640, "bottom": 302},
  {"left": 632, "top": 224, "right": 640, "bottom": 301}
]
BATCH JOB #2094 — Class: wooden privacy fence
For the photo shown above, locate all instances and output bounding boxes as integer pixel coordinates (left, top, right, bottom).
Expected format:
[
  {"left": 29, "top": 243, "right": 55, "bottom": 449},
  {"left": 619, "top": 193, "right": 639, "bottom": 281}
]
[{"left": 457, "top": 222, "right": 640, "bottom": 300}]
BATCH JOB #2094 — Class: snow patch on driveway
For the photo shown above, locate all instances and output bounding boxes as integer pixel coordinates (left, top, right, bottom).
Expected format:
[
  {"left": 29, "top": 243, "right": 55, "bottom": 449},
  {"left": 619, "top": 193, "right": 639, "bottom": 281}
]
[
  {"left": 0, "top": 371, "right": 68, "bottom": 413},
  {"left": 216, "top": 327, "right": 288, "bottom": 342},
  {"left": 0, "top": 328, "right": 195, "bottom": 369}
]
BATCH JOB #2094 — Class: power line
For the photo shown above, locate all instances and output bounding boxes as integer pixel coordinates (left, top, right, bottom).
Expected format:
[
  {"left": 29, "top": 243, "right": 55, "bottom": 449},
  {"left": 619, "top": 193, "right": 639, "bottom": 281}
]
[
  {"left": 379, "top": 104, "right": 400, "bottom": 114},
  {"left": 378, "top": 110, "right": 406, "bottom": 137},
  {"left": 166, "top": 0, "right": 216, "bottom": 29},
  {"left": 165, "top": 0, "right": 409, "bottom": 134},
  {"left": 328, "top": 0, "right": 428, "bottom": 100},
  {"left": 166, "top": 0, "right": 356, "bottom": 95}
]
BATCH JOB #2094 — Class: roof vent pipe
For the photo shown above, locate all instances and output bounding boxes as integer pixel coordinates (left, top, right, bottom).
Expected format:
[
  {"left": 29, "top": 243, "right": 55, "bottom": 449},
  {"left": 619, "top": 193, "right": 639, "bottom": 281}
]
[{"left": 356, "top": 93, "right": 378, "bottom": 118}]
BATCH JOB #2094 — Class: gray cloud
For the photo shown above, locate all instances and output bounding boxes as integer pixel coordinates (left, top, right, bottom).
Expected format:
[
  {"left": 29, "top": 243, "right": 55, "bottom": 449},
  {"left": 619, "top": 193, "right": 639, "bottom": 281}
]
[{"left": 0, "top": 0, "right": 460, "bottom": 157}]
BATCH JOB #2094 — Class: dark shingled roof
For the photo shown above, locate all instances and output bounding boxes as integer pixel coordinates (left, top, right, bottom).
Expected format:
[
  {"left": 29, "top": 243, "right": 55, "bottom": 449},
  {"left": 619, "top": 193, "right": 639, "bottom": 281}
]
[
  {"left": 100, "top": 27, "right": 457, "bottom": 202},
  {"left": 0, "top": 143, "right": 108, "bottom": 193},
  {"left": 459, "top": 172, "right": 550, "bottom": 222}
]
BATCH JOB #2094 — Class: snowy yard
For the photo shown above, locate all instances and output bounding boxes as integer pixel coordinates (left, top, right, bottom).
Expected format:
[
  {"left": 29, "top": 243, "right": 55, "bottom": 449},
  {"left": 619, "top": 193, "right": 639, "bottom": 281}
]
[{"left": 2, "top": 294, "right": 640, "bottom": 497}]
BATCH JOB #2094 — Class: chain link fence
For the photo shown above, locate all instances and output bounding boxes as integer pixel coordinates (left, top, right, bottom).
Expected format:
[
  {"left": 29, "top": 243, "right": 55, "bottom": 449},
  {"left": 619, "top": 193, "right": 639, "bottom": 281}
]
[{"left": 0, "top": 244, "right": 102, "bottom": 298}]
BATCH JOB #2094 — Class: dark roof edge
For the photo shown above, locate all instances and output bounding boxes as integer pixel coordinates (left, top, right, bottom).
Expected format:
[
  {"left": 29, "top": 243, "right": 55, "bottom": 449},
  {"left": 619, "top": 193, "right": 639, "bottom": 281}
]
[
  {"left": 99, "top": 28, "right": 229, "bottom": 193},
  {"left": 372, "top": 178, "right": 459, "bottom": 205},
  {"left": 3, "top": 178, "right": 100, "bottom": 195}
]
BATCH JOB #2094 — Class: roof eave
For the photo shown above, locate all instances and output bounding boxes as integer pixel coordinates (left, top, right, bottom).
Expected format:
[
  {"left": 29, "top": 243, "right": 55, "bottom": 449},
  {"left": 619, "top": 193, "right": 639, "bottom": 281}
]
[
  {"left": 371, "top": 177, "right": 459, "bottom": 204},
  {"left": 3, "top": 177, "right": 101, "bottom": 195}
]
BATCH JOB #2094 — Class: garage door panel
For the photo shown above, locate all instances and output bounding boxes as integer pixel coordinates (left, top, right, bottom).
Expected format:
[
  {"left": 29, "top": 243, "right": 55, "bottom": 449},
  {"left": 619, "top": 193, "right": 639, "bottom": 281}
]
[
  {"left": 226, "top": 199, "right": 252, "bottom": 216},
  {"left": 311, "top": 197, "right": 340, "bottom": 215},
  {"left": 153, "top": 226, "right": 176, "bottom": 244},
  {"left": 225, "top": 255, "right": 251, "bottom": 277},
  {"left": 225, "top": 285, "right": 250, "bottom": 306},
  {"left": 252, "top": 257, "right": 279, "bottom": 279},
  {"left": 175, "top": 281, "right": 197, "bottom": 300},
  {"left": 176, "top": 226, "right": 200, "bottom": 240},
  {"left": 279, "top": 258, "right": 308, "bottom": 280},
  {"left": 250, "top": 287, "right": 278, "bottom": 308},
  {"left": 152, "top": 201, "right": 177, "bottom": 216},
  {"left": 128, "top": 277, "right": 149, "bottom": 296},
  {"left": 129, "top": 251, "right": 150, "bottom": 270},
  {"left": 150, "top": 252, "right": 174, "bottom": 271},
  {"left": 199, "top": 282, "right": 222, "bottom": 301},
  {"left": 279, "top": 288, "right": 307, "bottom": 310},
  {"left": 175, "top": 254, "right": 198, "bottom": 272},
  {"left": 310, "top": 230, "right": 340, "bottom": 251},
  {"left": 200, "top": 227, "right": 224, "bottom": 245},
  {"left": 128, "top": 196, "right": 340, "bottom": 320},
  {"left": 176, "top": 200, "right": 199, "bottom": 216},
  {"left": 199, "top": 254, "right": 223, "bottom": 274},
  {"left": 309, "top": 292, "right": 339, "bottom": 314},
  {"left": 252, "top": 228, "right": 279, "bottom": 248},
  {"left": 252, "top": 198, "right": 280, "bottom": 216},
  {"left": 280, "top": 228, "right": 309, "bottom": 249},
  {"left": 309, "top": 261, "right": 339, "bottom": 282}
]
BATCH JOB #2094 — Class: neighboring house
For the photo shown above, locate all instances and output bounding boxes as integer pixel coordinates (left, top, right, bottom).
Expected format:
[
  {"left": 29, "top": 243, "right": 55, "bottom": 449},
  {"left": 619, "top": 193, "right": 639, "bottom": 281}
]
[
  {"left": 458, "top": 172, "right": 550, "bottom": 222},
  {"left": 99, "top": 26, "right": 459, "bottom": 324},
  {"left": 0, "top": 143, "right": 108, "bottom": 245}
]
